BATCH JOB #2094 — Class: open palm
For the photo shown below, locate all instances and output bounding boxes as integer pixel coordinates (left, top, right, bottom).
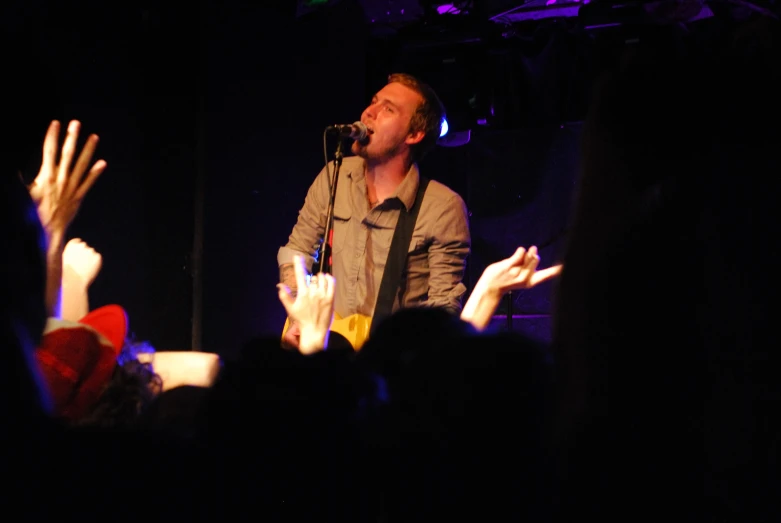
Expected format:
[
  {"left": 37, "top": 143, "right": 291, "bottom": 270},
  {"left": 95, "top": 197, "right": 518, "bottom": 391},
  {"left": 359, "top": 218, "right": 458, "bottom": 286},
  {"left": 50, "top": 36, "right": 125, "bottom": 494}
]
[{"left": 29, "top": 120, "right": 106, "bottom": 237}]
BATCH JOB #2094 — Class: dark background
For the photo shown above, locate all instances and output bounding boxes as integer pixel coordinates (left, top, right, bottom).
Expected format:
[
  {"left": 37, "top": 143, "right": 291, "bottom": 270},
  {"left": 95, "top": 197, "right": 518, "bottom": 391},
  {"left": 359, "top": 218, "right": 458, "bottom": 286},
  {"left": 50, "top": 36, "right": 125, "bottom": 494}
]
[{"left": 3, "top": 0, "right": 769, "bottom": 358}]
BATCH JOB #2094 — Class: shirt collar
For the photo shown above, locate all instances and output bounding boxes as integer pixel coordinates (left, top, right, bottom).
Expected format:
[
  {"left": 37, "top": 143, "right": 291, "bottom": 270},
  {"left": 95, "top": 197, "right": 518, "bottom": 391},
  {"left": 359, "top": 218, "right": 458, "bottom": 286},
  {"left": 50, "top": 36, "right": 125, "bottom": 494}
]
[{"left": 347, "top": 157, "right": 420, "bottom": 212}]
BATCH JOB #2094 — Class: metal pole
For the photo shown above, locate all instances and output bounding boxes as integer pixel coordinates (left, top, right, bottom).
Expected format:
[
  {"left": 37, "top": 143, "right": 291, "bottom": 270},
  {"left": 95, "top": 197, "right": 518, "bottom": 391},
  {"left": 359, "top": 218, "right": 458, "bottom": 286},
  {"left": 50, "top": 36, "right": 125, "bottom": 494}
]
[{"left": 191, "top": 0, "right": 207, "bottom": 351}]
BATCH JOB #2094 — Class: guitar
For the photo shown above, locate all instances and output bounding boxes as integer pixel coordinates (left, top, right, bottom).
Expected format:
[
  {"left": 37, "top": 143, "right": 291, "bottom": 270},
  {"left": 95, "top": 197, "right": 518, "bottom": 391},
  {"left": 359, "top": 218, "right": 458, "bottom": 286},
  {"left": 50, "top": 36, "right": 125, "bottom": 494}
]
[{"left": 282, "top": 312, "right": 372, "bottom": 351}]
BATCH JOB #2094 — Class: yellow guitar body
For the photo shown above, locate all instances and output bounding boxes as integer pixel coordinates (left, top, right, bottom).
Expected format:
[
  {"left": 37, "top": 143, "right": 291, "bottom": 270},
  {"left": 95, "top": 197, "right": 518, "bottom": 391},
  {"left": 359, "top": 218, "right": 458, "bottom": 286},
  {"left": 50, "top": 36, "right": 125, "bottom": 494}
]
[{"left": 282, "top": 312, "right": 372, "bottom": 351}]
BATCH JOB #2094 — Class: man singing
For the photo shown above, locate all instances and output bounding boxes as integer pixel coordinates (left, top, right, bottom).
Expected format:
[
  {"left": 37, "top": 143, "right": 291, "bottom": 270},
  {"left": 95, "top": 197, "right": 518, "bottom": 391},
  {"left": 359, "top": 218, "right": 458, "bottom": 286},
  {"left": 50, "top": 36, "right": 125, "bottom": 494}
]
[{"left": 278, "top": 73, "right": 471, "bottom": 349}]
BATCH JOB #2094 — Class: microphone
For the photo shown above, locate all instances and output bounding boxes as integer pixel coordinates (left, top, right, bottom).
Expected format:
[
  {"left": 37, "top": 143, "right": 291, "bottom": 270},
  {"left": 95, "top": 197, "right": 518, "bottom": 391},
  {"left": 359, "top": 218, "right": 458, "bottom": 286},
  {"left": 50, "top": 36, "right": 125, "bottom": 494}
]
[{"left": 326, "top": 121, "right": 369, "bottom": 141}]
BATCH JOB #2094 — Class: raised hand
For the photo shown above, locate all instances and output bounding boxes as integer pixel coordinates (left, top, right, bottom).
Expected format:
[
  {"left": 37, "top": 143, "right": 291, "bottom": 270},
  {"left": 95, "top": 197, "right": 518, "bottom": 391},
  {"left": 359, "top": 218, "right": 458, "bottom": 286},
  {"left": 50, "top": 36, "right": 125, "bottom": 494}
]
[
  {"left": 29, "top": 120, "right": 107, "bottom": 242},
  {"left": 461, "top": 246, "right": 563, "bottom": 331},
  {"left": 62, "top": 238, "right": 103, "bottom": 290},
  {"left": 277, "top": 255, "right": 336, "bottom": 355},
  {"left": 61, "top": 238, "right": 103, "bottom": 321},
  {"left": 28, "top": 120, "right": 107, "bottom": 318},
  {"left": 477, "top": 246, "right": 562, "bottom": 297}
]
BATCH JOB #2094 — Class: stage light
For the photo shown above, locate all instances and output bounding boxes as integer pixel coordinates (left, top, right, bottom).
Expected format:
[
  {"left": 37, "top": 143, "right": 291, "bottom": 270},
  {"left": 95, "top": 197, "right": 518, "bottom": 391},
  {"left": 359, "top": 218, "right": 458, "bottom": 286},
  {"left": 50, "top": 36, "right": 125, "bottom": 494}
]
[{"left": 440, "top": 118, "right": 449, "bottom": 137}]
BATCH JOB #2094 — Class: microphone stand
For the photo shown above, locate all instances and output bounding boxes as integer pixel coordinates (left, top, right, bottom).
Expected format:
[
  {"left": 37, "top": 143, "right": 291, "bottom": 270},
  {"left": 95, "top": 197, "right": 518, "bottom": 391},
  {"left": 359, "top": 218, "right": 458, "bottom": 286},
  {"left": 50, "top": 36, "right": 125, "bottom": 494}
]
[{"left": 318, "top": 135, "right": 344, "bottom": 275}]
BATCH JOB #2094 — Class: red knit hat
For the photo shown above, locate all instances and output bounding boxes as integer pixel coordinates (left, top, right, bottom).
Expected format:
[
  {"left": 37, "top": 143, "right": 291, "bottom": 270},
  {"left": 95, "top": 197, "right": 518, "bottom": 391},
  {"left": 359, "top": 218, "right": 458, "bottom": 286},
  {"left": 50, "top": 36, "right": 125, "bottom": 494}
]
[{"left": 35, "top": 305, "right": 128, "bottom": 420}]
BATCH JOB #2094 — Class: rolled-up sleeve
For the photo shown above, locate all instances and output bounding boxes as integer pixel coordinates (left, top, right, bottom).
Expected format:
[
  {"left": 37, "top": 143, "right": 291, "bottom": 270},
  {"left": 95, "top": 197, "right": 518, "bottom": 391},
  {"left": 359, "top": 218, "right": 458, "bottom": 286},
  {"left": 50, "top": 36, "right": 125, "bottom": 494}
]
[
  {"left": 277, "top": 164, "right": 332, "bottom": 272},
  {"left": 422, "top": 193, "right": 471, "bottom": 313}
]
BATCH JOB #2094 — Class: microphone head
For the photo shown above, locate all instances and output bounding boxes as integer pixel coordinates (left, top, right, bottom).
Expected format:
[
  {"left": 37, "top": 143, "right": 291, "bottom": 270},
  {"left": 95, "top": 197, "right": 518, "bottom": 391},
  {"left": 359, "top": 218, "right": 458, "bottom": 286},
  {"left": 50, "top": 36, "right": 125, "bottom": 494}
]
[
  {"left": 352, "top": 121, "right": 368, "bottom": 141},
  {"left": 325, "top": 122, "right": 370, "bottom": 142}
]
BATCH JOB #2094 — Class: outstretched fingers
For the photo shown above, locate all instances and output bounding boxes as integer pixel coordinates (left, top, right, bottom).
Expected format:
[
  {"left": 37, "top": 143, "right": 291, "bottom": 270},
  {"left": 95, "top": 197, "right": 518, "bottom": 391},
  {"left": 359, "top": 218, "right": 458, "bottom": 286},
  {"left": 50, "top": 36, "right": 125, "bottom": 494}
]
[{"left": 57, "top": 120, "right": 81, "bottom": 192}]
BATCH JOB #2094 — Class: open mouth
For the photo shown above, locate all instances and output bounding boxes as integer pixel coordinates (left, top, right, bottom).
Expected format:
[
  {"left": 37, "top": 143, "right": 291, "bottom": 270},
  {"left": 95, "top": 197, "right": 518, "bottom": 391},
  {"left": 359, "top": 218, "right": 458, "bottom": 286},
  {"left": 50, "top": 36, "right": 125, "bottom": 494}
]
[{"left": 358, "top": 125, "right": 373, "bottom": 145}]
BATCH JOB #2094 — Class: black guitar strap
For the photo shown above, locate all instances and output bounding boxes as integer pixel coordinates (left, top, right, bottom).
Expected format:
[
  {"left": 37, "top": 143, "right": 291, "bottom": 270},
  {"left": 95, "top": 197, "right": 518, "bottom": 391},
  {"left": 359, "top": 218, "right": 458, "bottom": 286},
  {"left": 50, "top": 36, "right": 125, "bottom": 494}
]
[{"left": 371, "top": 177, "right": 430, "bottom": 333}]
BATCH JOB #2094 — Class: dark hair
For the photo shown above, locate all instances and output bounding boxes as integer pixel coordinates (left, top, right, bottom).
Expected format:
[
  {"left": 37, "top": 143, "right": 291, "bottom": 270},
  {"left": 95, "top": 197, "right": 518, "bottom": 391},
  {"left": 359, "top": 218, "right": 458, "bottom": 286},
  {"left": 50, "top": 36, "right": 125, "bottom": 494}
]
[
  {"left": 74, "top": 341, "right": 162, "bottom": 428},
  {"left": 356, "top": 306, "right": 477, "bottom": 381},
  {"left": 1, "top": 172, "right": 51, "bottom": 425},
  {"left": 387, "top": 73, "right": 446, "bottom": 163},
  {"left": 1, "top": 174, "right": 47, "bottom": 339}
]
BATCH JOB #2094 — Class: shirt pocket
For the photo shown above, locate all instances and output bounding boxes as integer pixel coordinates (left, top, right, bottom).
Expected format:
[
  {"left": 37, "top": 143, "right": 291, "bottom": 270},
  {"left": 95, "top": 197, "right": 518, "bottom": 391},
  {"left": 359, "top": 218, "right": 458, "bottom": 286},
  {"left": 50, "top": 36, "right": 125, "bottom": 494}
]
[
  {"left": 374, "top": 230, "right": 426, "bottom": 274},
  {"left": 331, "top": 207, "right": 351, "bottom": 255},
  {"left": 404, "top": 231, "right": 429, "bottom": 281},
  {"left": 408, "top": 235, "right": 426, "bottom": 254}
]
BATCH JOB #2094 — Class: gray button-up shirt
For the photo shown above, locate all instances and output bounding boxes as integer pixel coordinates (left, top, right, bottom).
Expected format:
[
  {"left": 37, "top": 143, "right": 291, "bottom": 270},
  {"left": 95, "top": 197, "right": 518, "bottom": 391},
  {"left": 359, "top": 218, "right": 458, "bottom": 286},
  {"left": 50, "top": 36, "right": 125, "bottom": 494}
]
[{"left": 278, "top": 156, "right": 471, "bottom": 318}]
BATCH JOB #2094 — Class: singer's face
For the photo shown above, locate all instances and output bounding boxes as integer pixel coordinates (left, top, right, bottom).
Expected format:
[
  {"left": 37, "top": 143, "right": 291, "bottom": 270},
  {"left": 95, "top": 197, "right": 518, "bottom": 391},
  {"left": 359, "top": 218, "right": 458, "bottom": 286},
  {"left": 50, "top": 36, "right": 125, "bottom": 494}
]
[{"left": 352, "top": 82, "right": 425, "bottom": 162}]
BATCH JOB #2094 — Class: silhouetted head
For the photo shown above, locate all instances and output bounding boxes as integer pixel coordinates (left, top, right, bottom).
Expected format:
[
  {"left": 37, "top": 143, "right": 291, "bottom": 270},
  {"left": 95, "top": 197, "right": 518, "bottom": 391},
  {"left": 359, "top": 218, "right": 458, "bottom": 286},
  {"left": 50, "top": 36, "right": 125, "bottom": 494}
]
[
  {"left": 1, "top": 172, "right": 52, "bottom": 424},
  {"left": 357, "top": 306, "right": 478, "bottom": 381}
]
